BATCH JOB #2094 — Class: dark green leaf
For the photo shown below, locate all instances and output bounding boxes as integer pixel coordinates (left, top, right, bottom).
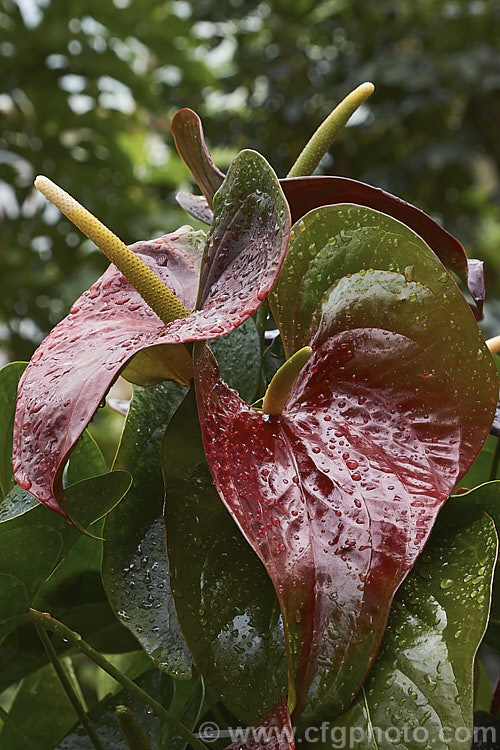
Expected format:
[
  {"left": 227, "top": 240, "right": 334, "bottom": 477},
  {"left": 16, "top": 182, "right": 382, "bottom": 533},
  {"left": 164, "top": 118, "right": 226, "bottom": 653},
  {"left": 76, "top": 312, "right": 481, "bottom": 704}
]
[
  {"left": 475, "top": 661, "right": 493, "bottom": 714},
  {"left": 164, "top": 390, "right": 287, "bottom": 726},
  {"left": 210, "top": 317, "right": 262, "bottom": 404},
  {"left": 66, "top": 431, "right": 106, "bottom": 486},
  {"left": 56, "top": 669, "right": 171, "bottom": 749},
  {"left": 160, "top": 673, "right": 205, "bottom": 750},
  {"left": 315, "top": 513, "right": 497, "bottom": 748},
  {"left": 0, "top": 661, "right": 78, "bottom": 750},
  {"left": 102, "top": 380, "right": 192, "bottom": 679},
  {"left": 0, "top": 471, "right": 130, "bottom": 641}
]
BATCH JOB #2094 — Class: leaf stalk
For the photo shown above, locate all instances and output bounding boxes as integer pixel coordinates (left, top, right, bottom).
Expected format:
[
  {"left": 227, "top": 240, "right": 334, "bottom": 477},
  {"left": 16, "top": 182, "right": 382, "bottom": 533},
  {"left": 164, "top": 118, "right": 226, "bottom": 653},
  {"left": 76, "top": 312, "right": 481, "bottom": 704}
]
[
  {"left": 24, "top": 609, "right": 209, "bottom": 750},
  {"left": 35, "top": 624, "right": 105, "bottom": 750}
]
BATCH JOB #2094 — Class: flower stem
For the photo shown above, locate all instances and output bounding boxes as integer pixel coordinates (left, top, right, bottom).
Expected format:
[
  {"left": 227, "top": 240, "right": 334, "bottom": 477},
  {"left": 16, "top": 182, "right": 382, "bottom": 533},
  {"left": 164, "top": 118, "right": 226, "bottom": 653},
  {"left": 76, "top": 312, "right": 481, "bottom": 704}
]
[
  {"left": 116, "top": 705, "right": 153, "bottom": 750},
  {"left": 34, "top": 176, "right": 190, "bottom": 325},
  {"left": 24, "top": 609, "right": 209, "bottom": 750},
  {"left": 35, "top": 625, "right": 105, "bottom": 750},
  {"left": 0, "top": 704, "right": 42, "bottom": 750},
  {"left": 287, "top": 82, "right": 375, "bottom": 177}
]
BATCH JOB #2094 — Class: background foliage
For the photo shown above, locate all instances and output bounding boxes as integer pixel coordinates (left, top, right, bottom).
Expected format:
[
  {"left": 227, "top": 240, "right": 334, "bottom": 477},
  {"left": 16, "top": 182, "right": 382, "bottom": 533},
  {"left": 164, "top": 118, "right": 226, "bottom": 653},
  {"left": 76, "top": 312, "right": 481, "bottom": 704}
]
[{"left": 1, "top": 0, "right": 500, "bottom": 361}]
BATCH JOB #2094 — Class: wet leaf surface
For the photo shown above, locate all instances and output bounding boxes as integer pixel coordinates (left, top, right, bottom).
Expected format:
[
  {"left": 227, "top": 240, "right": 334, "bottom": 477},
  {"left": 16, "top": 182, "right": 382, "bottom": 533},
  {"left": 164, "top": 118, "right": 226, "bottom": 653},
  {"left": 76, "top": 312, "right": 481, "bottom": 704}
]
[
  {"left": 14, "top": 149, "right": 289, "bottom": 522},
  {"left": 270, "top": 204, "right": 497, "bottom": 466},
  {"left": 164, "top": 390, "right": 287, "bottom": 726},
  {"left": 102, "top": 380, "right": 192, "bottom": 678},
  {"left": 194, "top": 319, "right": 495, "bottom": 725},
  {"left": 314, "top": 512, "right": 497, "bottom": 749},
  {"left": 169, "top": 108, "right": 482, "bottom": 315},
  {"left": 441, "top": 482, "right": 500, "bottom": 654},
  {"left": 280, "top": 176, "right": 482, "bottom": 316},
  {"left": 13, "top": 228, "right": 203, "bottom": 521},
  {"left": 210, "top": 317, "right": 262, "bottom": 404}
]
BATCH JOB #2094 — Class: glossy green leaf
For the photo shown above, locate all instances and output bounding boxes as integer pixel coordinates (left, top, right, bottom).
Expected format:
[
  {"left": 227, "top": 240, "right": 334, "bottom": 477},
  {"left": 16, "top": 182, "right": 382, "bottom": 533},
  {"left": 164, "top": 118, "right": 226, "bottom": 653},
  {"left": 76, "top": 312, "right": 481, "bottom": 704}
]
[
  {"left": 160, "top": 673, "right": 205, "bottom": 750},
  {"left": 0, "top": 362, "right": 27, "bottom": 497},
  {"left": 313, "top": 513, "right": 497, "bottom": 749},
  {"left": 210, "top": 317, "right": 262, "bottom": 404},
  {"left": 0, "top": 661, "right": 78, "bottom": 749},
  {"left": 65, "top": 431, "right": 106, "bottom": 486},
  {"left": 0, "top": 471, "right": 130, "bottom": 641},
  {"left": 443, "top": 482, "right": 500, "bottom": 653},
  {"left": 163, "top": 390, "right": 287, "bottom": 726},
  {"left": 270, "top": 204, "right": 497, "bottom": 467},
  {"left": 102, "top": 380, "right": 192, "bottom": 678}
]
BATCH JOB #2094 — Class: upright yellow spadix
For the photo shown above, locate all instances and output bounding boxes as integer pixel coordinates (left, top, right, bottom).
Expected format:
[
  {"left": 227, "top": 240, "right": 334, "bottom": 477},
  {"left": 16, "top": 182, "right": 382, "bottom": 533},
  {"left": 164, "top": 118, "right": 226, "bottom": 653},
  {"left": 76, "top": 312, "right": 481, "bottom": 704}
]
[
  {"left": 287, "top": 82, "right": 375, "bottom": 178},
  {"left": 34, "top": 176, "right": 190, "bottom": 324},
  {"left": 262, "top": 346, "right": 313, "bottom": 415}
]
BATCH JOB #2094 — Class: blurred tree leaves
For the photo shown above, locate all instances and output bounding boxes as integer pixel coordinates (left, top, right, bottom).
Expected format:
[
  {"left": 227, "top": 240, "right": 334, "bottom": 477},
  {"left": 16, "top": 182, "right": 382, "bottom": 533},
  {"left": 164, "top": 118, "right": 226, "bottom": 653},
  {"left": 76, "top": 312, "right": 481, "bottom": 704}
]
[
  {"left": 0, "top": 0, "right": 213, "bottom": 359},
  {"left": 2, "top": 0, "right": 500, "bottom": 361}
]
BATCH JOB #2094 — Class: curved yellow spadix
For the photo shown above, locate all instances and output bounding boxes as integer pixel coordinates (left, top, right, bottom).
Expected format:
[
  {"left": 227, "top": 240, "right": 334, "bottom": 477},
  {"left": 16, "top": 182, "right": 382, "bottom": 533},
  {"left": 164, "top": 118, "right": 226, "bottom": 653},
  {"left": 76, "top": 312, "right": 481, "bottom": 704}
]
[{"left": 34, "top": 176, "right": 190, "bottom": 324}]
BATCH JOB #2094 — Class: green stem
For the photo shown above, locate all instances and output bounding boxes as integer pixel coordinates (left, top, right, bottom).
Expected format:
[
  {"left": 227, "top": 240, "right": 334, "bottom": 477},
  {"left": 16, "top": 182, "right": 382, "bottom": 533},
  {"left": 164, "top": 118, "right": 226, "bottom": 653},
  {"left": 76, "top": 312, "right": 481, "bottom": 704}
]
[
  {"left": 287, "top": 82, "right": 375, "bottom": 177},
  {"left": 35, "top": 625, "right": 104, "bottom": 750},
  {"left": 489, "top": 439, "right": 500, "bottom": 481},
  {"left": 116, "top": 705, "right": 153, "bottom": 750},
  {"left": 0, "top": 704, "right": 42, "bottom": 750},
  {"left": 24, "top": 610, "right": 208, "bottom": 750}
]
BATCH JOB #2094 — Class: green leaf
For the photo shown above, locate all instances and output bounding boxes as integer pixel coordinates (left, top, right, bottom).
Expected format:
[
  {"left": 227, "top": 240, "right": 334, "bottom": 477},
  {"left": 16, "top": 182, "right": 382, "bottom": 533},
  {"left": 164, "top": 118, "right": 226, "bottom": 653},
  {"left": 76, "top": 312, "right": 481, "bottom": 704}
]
[
  {"left": 160, "top": 673, "right": 205, "bottom": 750},
  {"left": 0, "top": 661, "right": 78, "bottom": 749},
  {"left": 210, "top": 317, "right": 262, "bottom": 404},
  {"left": 443, "top": 482, "right": 500, "bottom": 653},
  {"left": 0, "top": 600, "right": 139, "bottom": 696},
  {"left": 163, "top": 389, "right": 288, "bottom": 726},
  {"left": 0, "top": 362, "right": 27, "bottom": 497},
  {"left": 270, "top": 204, "right": 497, "bottom": 466},
  {"left": 56, "top": 669, "right": 204, "bottom": 749},
  {"left": 474, "top": 661, "right": 492, "bottom": 714},
  {"left": 0, "top": 471, "right": 131, "bottom": 641},
  {"left": 56, "top": 669, "right": 169, "bottom": 749},
  {"left": 314, "top": 512, "right": 497, "bottom": 749},
  {"left": 458, "top": 436, "right": 500, "bottom": 491},
  {"left": 66, "top": 431, "right": 107, "bottom": 486},
  {"left": 102, "top": 380, "right": 192, "bottom": 679}
]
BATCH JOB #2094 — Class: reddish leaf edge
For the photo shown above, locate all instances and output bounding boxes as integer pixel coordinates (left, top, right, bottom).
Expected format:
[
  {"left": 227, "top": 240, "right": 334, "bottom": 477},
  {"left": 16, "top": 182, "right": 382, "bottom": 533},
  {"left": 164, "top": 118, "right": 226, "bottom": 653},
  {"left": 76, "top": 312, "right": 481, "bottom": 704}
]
[
  {"left": 193, "top": 329, "right": 495, "bottom": 726},
  {"left": 171, "top": 107, "right": 484, "bottom": 319},
  {"left": 13, "top": 148, "right": 290, "bottom": 524}
]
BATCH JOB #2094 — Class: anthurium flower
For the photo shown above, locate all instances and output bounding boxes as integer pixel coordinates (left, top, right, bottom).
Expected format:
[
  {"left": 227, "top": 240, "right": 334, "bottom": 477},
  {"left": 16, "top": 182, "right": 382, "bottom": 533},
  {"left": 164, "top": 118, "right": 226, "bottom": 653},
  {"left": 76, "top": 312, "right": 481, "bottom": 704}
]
[
  {"left": 193, "top": 201, "right": 498, "bottom": 726},
  {"left": 172, "top": 104, "right": 485, "bottom": 319},
  {"left": 13, "top": 150, "right": 290, "bottom": 522}
]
